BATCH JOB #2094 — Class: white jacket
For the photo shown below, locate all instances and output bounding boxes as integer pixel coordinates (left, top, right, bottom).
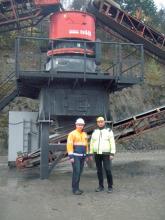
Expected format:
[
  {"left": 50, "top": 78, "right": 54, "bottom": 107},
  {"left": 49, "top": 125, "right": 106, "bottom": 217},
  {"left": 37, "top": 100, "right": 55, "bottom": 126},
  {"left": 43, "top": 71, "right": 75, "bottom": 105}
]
[{"left": 90, "top": 128, "right": 116, "bottom": 155}]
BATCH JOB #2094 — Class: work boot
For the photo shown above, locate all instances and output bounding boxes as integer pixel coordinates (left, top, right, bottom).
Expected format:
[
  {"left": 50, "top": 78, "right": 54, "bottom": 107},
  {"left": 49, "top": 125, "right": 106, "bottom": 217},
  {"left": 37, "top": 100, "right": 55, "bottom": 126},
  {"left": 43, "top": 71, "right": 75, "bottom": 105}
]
[
  {"left": 107, "top": 187, "right": 113, "bottom": 193},
  {"left": 73, "top": 190, "right": 83, "bottom": 195},
  {"left": 95, "top": 186, "right": 104, "bottom": 192},
  {"left": 78, "top": 189, "right": 84, "bottom": 193}
]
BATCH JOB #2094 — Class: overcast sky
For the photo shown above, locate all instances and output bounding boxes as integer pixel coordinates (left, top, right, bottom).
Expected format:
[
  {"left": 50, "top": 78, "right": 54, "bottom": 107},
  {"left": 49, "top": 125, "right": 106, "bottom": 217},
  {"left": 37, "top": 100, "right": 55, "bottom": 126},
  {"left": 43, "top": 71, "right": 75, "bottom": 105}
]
[
  {"left": 154, "top": 0, "right": 165, "bottom": 9},
  {"left": 62, "top": 0, "right": 165, "bottom": 10}
]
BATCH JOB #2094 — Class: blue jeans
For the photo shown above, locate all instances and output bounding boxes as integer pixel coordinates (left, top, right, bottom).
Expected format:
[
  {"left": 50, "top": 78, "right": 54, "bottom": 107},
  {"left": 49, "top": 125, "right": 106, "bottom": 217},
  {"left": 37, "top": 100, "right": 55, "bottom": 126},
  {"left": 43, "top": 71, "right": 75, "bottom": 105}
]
[{"left": 72, "top": 156, "right": 85, "bottom": 192}]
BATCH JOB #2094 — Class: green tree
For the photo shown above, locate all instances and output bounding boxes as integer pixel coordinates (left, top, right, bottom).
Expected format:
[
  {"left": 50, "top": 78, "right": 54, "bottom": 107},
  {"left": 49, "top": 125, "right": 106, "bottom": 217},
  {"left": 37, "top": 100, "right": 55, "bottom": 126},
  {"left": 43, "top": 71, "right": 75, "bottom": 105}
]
[
  {"left": 116, "top": 0, "right": 164, "bottom": 32},
  {"left": 116, "top": 0, "right": 157, "bottom": 17},
  {"left": 156, "top": 8, "right": 165, "bottom": 32}
]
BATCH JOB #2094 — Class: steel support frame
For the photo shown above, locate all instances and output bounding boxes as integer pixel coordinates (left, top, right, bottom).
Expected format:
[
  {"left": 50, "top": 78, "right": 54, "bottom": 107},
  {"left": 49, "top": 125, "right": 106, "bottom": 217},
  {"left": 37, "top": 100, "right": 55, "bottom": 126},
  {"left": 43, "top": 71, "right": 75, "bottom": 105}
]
[
  {"left": 39, "top": 121, "right": 49, "bottom": 179},
  {"left": 114, "top": 106, "right": 165, "bottom": 142},
  {"left": 98, "top": 0, "right": 165, "bottom": 49},
  {"left": 39, "top": 122, "right": 66, "bottom": 179}
]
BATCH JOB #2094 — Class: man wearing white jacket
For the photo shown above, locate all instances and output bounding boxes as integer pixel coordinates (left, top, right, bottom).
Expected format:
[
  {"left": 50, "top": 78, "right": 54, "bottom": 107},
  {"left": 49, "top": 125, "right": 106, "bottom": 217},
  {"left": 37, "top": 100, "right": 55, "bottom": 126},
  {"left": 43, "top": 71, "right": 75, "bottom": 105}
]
[{"left": 90, "top": 116, "right": 116, "bottom": 193}]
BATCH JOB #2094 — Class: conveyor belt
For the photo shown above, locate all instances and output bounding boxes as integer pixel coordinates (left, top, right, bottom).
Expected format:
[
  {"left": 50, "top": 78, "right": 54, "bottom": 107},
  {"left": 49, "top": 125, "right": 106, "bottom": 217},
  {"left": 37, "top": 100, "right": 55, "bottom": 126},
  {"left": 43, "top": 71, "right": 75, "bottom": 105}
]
[
  {"left": 113, "top": 105, "right": 165, "bottom": 141},
  {"left": 87, "top": 0, "right": 165, "bottom": 60},
  {"left": 16, "top": 105, "right": 165, "bottom": 168},
  {"left": 0, "top": 0, "right": 61, "bottom": 32}
]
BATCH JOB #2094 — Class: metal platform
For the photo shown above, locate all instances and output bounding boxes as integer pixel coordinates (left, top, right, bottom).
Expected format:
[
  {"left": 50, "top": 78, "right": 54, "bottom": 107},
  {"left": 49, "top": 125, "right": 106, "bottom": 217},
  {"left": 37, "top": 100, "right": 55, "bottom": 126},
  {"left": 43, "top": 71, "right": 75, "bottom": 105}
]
[{"left": 15, "top": 37, "right": 144, "bottom": 99}]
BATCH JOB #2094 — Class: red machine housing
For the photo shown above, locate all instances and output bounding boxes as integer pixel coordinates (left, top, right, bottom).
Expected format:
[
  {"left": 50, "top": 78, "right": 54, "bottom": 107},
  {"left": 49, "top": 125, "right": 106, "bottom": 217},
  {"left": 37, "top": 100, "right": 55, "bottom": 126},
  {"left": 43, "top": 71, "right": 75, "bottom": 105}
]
[
  {"left": 49, "top": 11, "right": 96, "bottom": 41},
  {"left": 48, "top": 11, "right": 96, "bottom": 56},
  {"left": 34, "top": 0, "right": 60, "bottom": 6}
]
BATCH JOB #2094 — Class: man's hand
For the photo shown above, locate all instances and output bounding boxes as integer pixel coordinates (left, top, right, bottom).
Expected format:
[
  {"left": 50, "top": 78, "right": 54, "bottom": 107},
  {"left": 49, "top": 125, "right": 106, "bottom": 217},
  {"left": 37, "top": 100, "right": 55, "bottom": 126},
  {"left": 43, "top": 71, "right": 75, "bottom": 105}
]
[
  {"left": 86, "top": 156, "right": 93, "bottom": 162},
  {"left": 89, "top": 156, "right": 93, "bottom": 161},
  {"left": 109, "top": 155, "right": 114, "bottom": 160},
  {"left": 69, "top": 158, "right": 74, "bottom": 163}
]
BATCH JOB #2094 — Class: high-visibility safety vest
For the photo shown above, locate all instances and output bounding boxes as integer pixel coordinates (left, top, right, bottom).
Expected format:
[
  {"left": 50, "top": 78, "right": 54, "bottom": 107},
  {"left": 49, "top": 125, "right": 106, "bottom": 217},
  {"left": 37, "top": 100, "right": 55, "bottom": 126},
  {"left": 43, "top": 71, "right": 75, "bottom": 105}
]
[
  {"left": 67, "top": 129, "right": 88, "bottom": 158},
  {"left": 90, "top": 128, "right": 116, "bottom": 155}
]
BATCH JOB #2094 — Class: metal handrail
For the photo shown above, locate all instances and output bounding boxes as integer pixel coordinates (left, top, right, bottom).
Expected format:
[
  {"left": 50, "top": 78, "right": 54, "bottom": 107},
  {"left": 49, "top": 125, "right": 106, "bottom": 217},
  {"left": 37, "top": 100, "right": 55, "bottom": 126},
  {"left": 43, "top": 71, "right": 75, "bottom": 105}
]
[
  {"left": 0, "top": 71, "right": 17, "bottom": 110},
  {"left": 0, "top": 72, "right": 15, "bottom": 87},
  {"left": 0, "top": 72, "right": 16, "bottom": 98}
]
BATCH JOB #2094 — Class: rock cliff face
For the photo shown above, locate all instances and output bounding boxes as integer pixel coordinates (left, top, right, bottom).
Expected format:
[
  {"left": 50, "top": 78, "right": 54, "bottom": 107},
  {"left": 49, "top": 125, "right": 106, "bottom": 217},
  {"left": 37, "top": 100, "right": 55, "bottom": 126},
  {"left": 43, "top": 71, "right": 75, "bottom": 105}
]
[{"left": 110, "top": 84, "right": 165, "bottom": 121}]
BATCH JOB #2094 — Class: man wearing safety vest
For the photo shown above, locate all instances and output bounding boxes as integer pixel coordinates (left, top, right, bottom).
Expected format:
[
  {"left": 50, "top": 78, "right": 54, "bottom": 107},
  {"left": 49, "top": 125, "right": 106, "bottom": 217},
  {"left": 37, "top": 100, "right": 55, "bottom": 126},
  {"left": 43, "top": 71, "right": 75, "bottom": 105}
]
[
  {"left": 90, "top": 116, "right": 116, "bottom": 193},
  {"left": 67, "top": 118, "right": 88, "bottom": 195}
]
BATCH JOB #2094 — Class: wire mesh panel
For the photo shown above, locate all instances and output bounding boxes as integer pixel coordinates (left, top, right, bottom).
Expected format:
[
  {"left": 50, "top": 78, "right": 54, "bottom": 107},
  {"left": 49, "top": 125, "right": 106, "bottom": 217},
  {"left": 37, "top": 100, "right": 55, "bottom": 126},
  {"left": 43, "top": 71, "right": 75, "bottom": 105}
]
[{"left": 100, "top": 42, "right": 143, "bottom": 81}]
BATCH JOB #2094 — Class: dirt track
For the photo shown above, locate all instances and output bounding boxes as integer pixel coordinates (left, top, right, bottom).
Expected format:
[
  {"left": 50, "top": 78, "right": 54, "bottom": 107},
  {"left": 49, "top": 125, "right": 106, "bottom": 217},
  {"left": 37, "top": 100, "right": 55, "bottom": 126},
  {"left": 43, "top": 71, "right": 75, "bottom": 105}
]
[{"left": 0, "top": 150, "right": 165, "bottom": 220}]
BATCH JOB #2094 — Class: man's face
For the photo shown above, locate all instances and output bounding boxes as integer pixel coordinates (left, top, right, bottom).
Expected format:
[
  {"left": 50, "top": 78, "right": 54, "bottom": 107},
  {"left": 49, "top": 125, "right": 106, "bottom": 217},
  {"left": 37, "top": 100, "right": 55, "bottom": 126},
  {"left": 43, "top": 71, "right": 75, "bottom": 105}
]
[
  {"left": 76, "top": 124, "right": 84, "bottom": 131},
  {"left": 97, "top": 120, "right": 105, "bottom": 128}
]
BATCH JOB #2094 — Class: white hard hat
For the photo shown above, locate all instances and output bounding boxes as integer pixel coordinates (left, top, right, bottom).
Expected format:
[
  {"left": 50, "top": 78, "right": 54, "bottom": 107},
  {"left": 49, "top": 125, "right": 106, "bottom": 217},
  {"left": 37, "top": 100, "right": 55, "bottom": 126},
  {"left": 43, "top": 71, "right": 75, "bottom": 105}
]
[
  {"left": 75, "top": 118, "right": 85, "bottom": 125},
  {"left": 96, "top": 116, "right": 105, "bottom": 122}
]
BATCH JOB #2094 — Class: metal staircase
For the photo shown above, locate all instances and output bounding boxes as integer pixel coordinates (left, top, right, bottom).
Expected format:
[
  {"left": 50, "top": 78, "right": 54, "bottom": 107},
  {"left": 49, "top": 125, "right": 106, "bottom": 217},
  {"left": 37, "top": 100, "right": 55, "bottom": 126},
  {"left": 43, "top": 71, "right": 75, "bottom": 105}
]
[{"left": 0, "top": 72, "right": 18, "bottom": 111}]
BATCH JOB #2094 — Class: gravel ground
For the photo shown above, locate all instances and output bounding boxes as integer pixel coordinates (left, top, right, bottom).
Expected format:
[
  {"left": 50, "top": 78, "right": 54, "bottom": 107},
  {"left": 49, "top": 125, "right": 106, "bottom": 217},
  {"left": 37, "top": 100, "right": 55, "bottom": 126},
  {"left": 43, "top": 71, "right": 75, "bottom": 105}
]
[{"left": 0, "top": 150, "right": 165, "bottom": 220}]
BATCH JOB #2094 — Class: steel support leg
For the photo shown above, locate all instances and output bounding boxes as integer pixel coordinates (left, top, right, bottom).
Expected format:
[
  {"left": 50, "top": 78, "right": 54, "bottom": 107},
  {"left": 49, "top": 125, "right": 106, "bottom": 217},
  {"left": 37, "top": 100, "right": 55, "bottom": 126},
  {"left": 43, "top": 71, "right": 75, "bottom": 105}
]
[{"left": 39, "top": 122, "right": 49, "bottom": 179}]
